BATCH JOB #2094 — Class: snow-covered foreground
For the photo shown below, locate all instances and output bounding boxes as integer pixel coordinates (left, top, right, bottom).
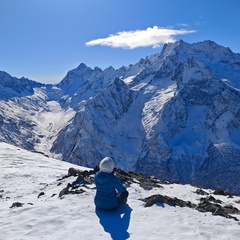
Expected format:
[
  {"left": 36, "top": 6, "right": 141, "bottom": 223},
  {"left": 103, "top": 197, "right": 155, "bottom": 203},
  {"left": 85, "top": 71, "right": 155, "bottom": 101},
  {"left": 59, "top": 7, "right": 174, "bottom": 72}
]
[{"left": 0, "top": 142, "right": 239, "bottom": 240}]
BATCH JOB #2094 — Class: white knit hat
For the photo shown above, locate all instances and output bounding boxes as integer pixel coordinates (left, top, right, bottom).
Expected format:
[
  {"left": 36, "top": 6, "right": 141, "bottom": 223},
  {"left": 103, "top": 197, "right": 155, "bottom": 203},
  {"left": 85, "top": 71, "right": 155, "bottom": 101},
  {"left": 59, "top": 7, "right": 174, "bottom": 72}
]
[{"left": 99, "top": 157, "right": 115, "bottom": 173}]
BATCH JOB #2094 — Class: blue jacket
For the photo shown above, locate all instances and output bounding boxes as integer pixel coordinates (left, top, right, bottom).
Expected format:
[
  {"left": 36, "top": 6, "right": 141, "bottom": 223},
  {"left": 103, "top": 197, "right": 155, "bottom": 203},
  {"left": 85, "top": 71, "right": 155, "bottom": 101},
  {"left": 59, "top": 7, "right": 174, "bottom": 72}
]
[{"left": 94, "top": 171, "right": 126, "bottom": 210}]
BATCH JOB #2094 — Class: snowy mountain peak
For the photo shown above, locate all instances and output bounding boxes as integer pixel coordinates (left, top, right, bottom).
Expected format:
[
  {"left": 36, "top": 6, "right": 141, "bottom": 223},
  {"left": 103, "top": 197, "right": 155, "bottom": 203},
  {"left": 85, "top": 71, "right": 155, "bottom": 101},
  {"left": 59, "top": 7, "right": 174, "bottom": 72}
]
[
  {"left": 161, "top": 39, "right": 232, "bottom": 57},
  {"left": 0, "top": 71, "right": 43, "bottom": 99},
  {"left": 0, "top": 40, "right": 240, "bottom": 196},
  {"left": 58, "top": 63, "right": 93, "bottom": 86},
  {"left": 159, "top": 39, "right": 238, "bottom": 66}
]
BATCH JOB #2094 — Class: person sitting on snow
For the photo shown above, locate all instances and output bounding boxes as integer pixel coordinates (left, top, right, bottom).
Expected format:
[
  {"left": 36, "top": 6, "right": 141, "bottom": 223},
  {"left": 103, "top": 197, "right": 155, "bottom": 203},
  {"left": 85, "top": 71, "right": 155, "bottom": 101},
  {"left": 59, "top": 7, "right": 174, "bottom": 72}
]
[{"left": 94, "top": 157, "right": 129, "bottom": 211}]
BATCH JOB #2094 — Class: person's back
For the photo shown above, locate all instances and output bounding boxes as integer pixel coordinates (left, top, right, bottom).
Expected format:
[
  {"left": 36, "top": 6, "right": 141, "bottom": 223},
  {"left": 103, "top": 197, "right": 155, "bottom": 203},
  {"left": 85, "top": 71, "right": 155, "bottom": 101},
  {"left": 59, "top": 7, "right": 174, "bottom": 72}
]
[{"left": 94, "top": 157, "right": 128, "bottom": 211}]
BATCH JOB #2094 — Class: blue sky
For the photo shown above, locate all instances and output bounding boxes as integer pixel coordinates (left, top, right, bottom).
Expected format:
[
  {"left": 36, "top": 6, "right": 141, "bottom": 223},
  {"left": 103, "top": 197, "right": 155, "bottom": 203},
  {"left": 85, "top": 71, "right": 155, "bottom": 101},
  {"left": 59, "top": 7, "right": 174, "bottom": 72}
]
[{"left": 1, "top": 0, "right": 240, "bottom": 84}]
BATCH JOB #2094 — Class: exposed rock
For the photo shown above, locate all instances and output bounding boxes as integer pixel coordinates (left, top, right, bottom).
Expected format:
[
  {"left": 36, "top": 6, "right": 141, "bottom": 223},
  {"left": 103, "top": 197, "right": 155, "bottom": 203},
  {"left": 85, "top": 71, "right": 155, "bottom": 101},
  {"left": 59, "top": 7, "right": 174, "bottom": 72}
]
[
  {"left": 223, "top": 204, "right": 240, "bottom": 214},
  {"left": 195, "top": 189, "right": 209, "bottom": 195},
  {"left": 196, "top": 201, "right": 221, "bottom": 213},
  {"left": 10, "top": 202, "right": 23, "bottom": 208},
  {"left": 199, "top": 195, "right": 222, "bottom": 204},
  {"left": 141, "top": 193, "right": 240, "bottom": 221},
  {"left": 68, "top": 167, "right": 80, "bottom": 176},
  {"left": 196, "top": 201, "right": 239, "bottom": 221},
  {"left": 140, "top": 194, "right": 195, "bottom": 208},
  {"left": 213, "top": 189, "right": 233, "bottom": 197},
  {"left": 38, "top": 192, "right": 45, "bottom": 198},
  {"left": 59, "top": 187, "right": 69, "bottom": 198},
  {"left": 58, "top": 168, "right": 98, "bottom": 197},
  {"left": 59, "top": 187, "right": 85, "bottom": 198},
  {"left": 115, "top": 169, "right": 164, "bottom": 190},
  {"left": 0, "top": 190, "right": 4, "bottom": 198}
]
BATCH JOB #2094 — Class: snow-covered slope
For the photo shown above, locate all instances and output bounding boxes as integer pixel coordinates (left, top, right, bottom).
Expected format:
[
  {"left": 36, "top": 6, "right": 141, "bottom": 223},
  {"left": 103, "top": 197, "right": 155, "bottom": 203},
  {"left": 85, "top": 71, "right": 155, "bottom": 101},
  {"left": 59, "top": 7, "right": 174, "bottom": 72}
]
[
  {"left": 1, "top": 142, "right": 240, "bottom": 240},
  {"left": 0, "top": 40, "right": 240, "bottom": 195},
  {"left": 0, "top": 86, "right": 75, "bottom": 154},
  {"left": 50, "top": 40, "right": 240, "bottom": 194}
]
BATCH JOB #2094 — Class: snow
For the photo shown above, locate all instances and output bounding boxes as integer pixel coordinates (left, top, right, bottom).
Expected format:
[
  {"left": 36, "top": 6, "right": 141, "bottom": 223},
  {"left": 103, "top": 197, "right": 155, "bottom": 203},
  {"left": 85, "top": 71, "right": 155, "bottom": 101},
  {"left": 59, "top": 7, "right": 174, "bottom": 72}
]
[
  {"left": 142, "top": 79, "right": 177, "bottom": 134},
  {"left": 1, "top": 142, "right": 240, "bottom": 240},
  {"left": 171, "top": 106, "right": 209, "bottom": 155},
  {"left": 123, "top": 76, "right": 135, "bottom": 85},
  {"left": 33, "top": 100, "right": 75, "bottom": 155}
]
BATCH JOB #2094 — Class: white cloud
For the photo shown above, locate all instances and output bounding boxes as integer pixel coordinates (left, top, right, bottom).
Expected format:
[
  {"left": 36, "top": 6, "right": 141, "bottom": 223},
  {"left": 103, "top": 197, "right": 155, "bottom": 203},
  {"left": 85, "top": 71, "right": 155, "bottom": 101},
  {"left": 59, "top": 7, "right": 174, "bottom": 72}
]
[{"left": 85, "top": 26, "right": 196, "bottom": 49}]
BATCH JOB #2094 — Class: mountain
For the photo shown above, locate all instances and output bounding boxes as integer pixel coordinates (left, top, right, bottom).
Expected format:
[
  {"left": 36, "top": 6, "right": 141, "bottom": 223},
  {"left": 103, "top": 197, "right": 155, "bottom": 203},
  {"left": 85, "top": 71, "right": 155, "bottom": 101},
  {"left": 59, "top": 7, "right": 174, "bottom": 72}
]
[
  {"left": 1, "top": 142, "right": 240, "bottom": 239},
  {"left": 0, "top": 71, "right": 43, "bottom": 99},
  {"left": 0, "top": 40, "right": 240, "bottom": 194}
]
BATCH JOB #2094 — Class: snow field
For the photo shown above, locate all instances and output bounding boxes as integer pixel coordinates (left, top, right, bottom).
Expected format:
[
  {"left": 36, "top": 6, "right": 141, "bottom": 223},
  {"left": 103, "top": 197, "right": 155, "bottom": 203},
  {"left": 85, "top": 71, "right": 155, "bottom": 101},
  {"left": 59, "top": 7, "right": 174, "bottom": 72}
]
[{"left": 0, "top": 142, "right": 240, "bottom": 240}]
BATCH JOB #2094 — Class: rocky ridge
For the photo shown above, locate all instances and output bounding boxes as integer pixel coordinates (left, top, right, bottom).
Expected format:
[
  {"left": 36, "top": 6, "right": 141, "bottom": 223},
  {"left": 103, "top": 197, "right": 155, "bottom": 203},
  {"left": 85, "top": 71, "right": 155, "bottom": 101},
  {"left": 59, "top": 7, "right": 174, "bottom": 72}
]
[{"left": 9, "top": 166, "right": 239, "bottom": 222}]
